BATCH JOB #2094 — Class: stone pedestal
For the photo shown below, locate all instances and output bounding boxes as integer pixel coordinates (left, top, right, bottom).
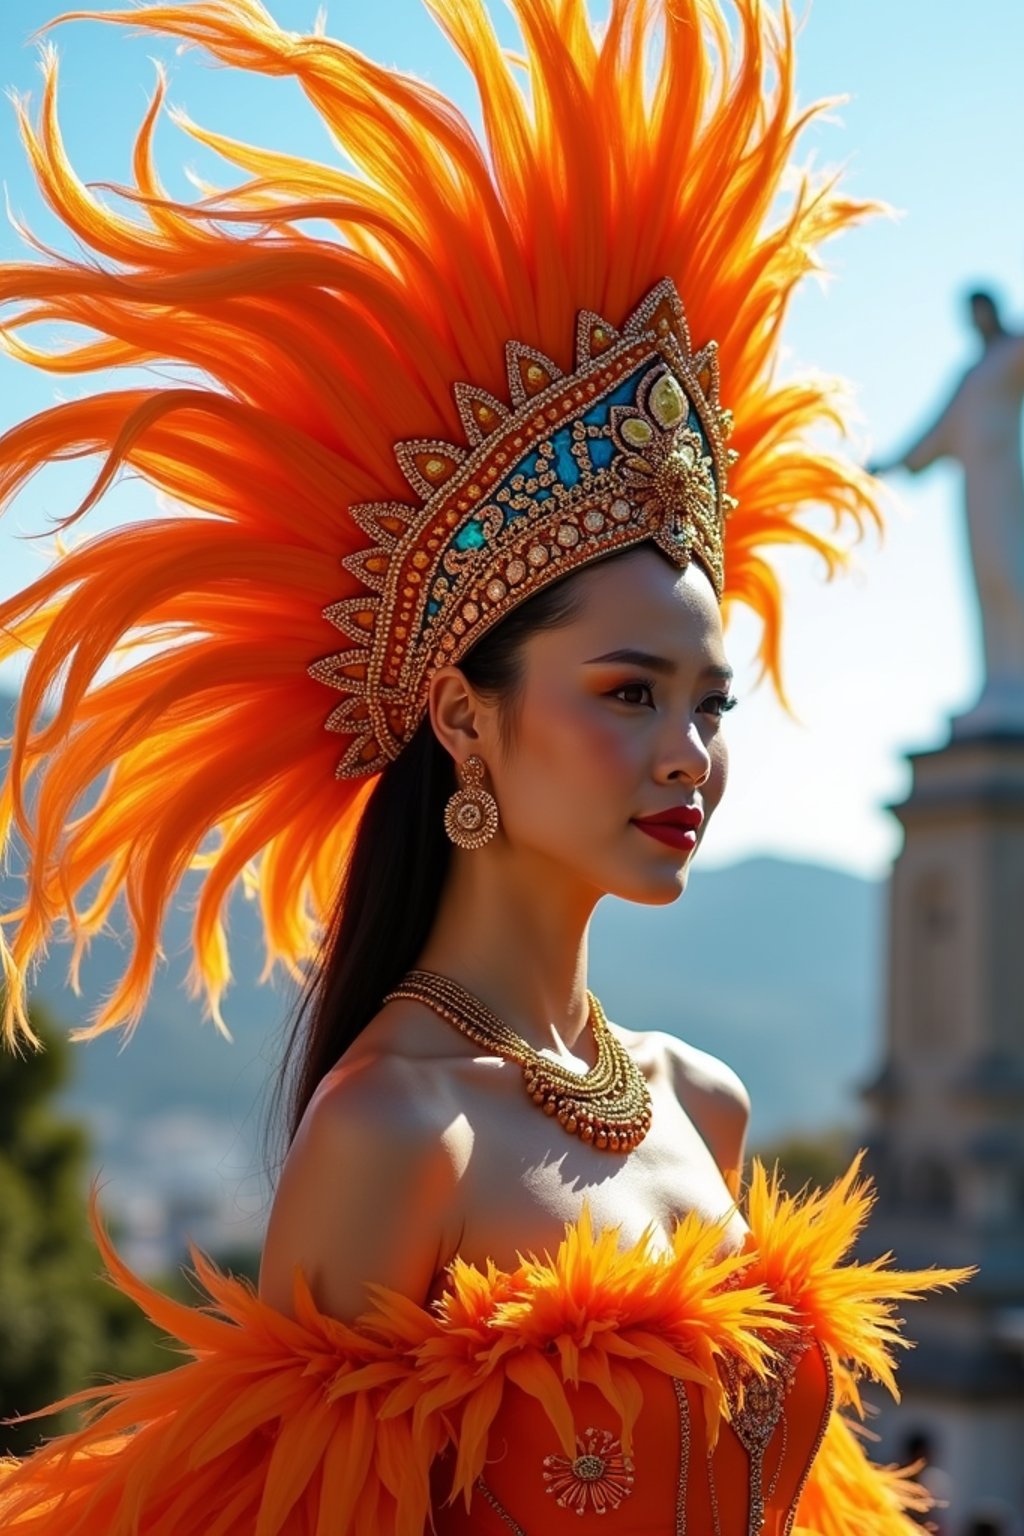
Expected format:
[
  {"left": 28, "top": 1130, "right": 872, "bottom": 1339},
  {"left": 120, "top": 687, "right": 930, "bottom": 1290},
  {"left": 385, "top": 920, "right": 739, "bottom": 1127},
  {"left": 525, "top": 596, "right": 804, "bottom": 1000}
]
[{"left": 861, "top": 731, "right": 1024, "bottom": 1534}]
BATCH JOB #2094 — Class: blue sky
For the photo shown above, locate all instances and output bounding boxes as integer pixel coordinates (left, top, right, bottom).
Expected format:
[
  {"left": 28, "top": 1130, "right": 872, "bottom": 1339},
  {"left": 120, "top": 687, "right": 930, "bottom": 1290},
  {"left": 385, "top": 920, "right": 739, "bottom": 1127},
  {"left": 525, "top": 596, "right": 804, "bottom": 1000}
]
[{"left": 1, "top": 0, "right": 1023, "bottom": 878}]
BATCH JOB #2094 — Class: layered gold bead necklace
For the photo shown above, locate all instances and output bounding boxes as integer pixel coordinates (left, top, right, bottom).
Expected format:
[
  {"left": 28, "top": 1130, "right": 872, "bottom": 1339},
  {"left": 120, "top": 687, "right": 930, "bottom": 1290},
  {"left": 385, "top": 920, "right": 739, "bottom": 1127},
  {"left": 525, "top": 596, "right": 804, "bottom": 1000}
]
[{"left": 383, "top": 970, "right": 652, "bottom": 1152}]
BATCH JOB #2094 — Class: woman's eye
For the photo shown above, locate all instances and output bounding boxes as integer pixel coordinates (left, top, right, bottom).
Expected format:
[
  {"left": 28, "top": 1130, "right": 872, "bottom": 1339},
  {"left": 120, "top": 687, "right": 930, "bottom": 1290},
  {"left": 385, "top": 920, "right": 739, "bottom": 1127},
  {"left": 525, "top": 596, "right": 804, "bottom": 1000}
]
[
  {"left": 610, "top": 681, "right": 655, "bottom": 707},
  {"left": 701, "top": 692, "right": 738, "bottom": 718}
]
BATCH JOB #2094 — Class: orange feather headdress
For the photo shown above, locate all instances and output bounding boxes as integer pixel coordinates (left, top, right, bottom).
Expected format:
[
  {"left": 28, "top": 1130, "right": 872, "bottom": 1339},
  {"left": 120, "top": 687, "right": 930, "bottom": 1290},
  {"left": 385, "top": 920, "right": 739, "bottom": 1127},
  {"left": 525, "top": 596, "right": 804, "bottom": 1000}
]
[{"left": 0, "top": 0, "right": 879, "bottom": 1045}]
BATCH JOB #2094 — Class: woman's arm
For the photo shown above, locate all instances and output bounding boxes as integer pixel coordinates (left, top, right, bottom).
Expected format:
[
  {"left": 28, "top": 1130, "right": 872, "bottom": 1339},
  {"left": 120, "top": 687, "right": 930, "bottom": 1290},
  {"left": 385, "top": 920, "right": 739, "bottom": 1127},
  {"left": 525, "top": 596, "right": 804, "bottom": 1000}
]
[{"left": 260, "top": 1054, "right": 462, "bottom": 1321}]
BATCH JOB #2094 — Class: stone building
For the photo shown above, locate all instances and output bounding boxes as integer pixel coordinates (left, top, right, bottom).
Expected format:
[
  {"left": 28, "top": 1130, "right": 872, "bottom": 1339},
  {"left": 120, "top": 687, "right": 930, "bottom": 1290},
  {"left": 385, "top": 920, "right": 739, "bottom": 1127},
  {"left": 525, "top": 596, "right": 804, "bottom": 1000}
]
[{"left": 862, "top": 725, "right": 1024, "bottom": 1534}]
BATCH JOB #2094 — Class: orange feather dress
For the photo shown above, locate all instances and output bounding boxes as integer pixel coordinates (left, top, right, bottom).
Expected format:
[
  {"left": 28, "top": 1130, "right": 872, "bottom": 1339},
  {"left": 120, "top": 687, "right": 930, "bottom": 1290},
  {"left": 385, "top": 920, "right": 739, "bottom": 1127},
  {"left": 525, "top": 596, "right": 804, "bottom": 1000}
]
[{"left": 0, "top": 1158, "right": 969, "bottom": 1535}]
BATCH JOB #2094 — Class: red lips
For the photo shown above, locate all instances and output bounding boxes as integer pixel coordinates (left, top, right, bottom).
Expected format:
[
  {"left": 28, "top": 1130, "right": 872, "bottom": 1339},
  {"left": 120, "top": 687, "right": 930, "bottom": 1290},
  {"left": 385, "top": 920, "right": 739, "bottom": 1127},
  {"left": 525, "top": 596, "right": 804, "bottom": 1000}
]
[
  {"left": 632, "top": 805, "right": 704, "bottom": 832},
  {"left": 630, "top": 806, "right": 702, "bottom": 855}
]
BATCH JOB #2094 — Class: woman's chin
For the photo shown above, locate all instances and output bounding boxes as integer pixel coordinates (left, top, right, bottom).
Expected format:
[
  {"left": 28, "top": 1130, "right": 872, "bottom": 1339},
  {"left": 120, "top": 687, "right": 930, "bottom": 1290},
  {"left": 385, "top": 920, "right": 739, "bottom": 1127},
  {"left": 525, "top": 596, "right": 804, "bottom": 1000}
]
[{"left": 608, "top": 863, "right": 692, "bottom": 906}]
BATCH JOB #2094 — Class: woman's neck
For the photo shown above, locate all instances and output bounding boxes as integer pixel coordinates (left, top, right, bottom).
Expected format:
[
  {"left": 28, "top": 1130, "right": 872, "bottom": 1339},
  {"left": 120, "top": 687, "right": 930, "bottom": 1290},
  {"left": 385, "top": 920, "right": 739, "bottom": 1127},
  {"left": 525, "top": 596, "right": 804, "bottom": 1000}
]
[{"left": 413, "top": 846, "right": 599, "bottom": 1058}]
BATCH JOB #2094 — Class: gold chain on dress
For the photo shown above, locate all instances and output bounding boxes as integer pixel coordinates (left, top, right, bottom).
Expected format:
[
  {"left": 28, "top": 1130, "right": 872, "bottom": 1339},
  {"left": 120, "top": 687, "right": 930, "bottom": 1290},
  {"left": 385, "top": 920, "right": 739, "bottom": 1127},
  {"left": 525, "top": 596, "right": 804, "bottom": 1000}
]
[{"left": 382, "top": 970, "right": 653, "bottom": 1151}]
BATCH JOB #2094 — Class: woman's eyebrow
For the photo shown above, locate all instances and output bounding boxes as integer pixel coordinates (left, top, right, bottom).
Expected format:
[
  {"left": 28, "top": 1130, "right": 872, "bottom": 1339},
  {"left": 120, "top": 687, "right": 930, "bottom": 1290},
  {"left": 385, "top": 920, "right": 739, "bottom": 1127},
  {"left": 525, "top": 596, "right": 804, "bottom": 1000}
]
[
  {"left": 584, "top": 648, "right": 733, "bottom": 684},
  {"left": 585, "top": 647, "right": 675, "bottom": 673}
]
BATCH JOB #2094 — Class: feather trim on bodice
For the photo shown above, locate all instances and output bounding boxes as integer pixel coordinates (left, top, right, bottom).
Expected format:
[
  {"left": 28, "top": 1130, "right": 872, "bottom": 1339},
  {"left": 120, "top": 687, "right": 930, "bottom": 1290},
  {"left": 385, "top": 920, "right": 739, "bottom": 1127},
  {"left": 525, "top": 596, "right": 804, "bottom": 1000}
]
[{"left": 0, "top": 1157, "right": 970, "bottom": 1536}]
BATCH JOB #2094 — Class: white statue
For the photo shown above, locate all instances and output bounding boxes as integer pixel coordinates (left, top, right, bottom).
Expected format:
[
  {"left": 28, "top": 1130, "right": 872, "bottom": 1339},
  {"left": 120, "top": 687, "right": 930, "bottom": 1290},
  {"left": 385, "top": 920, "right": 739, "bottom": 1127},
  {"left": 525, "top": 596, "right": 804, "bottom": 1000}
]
[{"left": 871, "top": 290, "right": 1024, "bottom": 735}]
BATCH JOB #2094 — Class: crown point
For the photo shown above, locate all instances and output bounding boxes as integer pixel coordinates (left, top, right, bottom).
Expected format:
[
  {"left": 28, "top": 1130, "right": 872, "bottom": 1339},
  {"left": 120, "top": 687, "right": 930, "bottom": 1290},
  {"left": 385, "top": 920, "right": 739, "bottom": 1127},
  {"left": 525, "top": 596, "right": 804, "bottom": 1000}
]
[
  {"left": 506, "top": 340, "right": 562, "bottom": 404},
  {"left": 575, "top": 308, "right": 620, "bottom": 364},
  {"left": 452, "top": 381, "right": 508, "bottom": 446}
]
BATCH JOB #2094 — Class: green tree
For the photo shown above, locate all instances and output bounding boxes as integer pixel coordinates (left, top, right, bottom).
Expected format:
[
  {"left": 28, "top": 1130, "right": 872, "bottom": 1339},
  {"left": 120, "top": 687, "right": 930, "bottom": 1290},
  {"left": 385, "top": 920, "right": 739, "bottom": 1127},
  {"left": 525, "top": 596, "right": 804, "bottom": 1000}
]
[
  {"left": 750, "top": 1126, "right": 855, "bottom": 1194},
  {"left": 0, "top": 1003, "right": 172, "bottom": 1456}
]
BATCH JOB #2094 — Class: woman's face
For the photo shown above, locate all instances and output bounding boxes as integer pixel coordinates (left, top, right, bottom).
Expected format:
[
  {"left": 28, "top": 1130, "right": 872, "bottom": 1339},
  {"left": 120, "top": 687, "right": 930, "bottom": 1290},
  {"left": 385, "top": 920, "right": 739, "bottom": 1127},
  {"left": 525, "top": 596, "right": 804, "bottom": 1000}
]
[{"left": 486, "top": 546, "right": 733, "bottom": 905}]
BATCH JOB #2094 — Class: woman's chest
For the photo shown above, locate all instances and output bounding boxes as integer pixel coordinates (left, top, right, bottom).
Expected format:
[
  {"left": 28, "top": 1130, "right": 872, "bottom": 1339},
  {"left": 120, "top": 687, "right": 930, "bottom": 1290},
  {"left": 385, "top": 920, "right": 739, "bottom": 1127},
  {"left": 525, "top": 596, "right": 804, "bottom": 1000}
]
[{"left": 428, "top": 1060, "right": 747, "bottom": 1303}]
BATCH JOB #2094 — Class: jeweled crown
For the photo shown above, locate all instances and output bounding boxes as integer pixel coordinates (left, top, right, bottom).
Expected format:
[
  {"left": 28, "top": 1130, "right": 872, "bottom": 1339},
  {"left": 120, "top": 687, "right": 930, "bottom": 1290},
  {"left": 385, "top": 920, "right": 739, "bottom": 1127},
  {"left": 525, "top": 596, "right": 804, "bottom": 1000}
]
[{"left": 310, "top": 278, "right": 737, "bottom": 778}]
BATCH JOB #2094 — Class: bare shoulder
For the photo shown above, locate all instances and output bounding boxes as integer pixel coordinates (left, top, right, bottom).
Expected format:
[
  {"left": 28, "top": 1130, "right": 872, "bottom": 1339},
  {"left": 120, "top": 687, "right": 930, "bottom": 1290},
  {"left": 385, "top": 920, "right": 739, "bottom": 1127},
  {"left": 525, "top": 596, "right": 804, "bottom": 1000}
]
[
  {"left": 259, "top": 1037, "right": 464, "bottom": 1322},
  {"left": 616, "top": 1022, "right": 750, "bottom": 1179},
  {"left": 658, "top": 1033, "right": 751, "bottom": 1119}
]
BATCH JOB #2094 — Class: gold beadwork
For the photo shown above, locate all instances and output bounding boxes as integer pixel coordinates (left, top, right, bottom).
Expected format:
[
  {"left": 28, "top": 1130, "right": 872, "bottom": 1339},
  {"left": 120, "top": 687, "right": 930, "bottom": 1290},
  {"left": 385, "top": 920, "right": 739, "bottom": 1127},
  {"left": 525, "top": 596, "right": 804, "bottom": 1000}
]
[
  {"left": 473, "top": 1478, "right": 528, "bottom": 1536},
  {"left": 311, "top": 277, "right": 735, "bottom": 779},
  {"left": 707, "top": 1322, "right": 816, "bottom": 1536},
  {"left": 781, "top": 1344, "right": 834, "bottom": 1536},
  {"left": 443, "top": 755, "right": 500, "bottom": 849},
  {"left": 673, "top": 1378, "right": 692, "bottom": 1536},
  {"left": 382, "top": 970, "right": 653, "bottom": 1152}
]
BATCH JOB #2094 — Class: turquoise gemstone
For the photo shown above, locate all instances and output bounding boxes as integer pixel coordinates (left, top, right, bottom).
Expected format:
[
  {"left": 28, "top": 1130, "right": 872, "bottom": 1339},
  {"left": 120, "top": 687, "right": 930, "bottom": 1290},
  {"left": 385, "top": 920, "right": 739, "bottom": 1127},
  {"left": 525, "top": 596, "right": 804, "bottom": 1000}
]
[
  {"left": 552, "top": 427, "right": 578, "bottom": 485},
  {"left": 454, "top": 519, "right": 488, "bottom": 551}
]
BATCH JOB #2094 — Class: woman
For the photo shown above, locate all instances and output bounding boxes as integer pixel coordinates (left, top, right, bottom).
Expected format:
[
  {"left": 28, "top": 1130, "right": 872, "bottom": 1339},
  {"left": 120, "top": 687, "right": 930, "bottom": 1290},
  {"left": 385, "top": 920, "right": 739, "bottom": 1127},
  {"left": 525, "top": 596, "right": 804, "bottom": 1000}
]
[{"left": 0, "top": 0, "right": 968, "bottom": 1531}]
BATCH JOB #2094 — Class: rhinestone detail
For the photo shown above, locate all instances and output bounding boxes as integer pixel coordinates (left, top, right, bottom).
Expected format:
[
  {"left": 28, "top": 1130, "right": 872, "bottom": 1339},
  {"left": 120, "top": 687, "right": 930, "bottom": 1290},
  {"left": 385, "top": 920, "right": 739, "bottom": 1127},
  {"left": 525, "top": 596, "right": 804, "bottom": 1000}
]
[{"left": 543, "top": 1427, "right": 635, "bottom": 1515}]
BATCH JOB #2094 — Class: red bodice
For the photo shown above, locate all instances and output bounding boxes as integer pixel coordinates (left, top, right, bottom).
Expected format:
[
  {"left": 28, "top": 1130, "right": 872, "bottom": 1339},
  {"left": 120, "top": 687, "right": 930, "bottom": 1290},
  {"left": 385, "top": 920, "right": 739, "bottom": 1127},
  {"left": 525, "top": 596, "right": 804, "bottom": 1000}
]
[{"left": 432, "top": 1343, "right": 833, "bottom": 1536}]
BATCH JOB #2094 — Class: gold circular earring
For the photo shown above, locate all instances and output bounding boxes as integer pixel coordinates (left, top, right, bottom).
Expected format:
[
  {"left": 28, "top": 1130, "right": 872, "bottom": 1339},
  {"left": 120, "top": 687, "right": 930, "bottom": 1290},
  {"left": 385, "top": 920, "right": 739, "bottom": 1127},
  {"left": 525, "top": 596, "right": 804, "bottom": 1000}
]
[{"left": 444, "top": 754, "right": 500, "bottom": 849}]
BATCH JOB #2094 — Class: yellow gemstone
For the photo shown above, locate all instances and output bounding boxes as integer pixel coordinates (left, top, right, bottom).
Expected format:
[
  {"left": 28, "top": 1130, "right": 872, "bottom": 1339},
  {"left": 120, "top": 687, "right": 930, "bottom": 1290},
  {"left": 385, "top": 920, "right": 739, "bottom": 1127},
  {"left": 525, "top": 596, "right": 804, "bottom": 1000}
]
[
  {"left": 526, "top": 363, "right": 546, "bottom": 386},
  {"left": 650, "top": 374, "right": 687, "bottom": 428},
  {"left": 424, "top": 457, "right": 446, "bottom": 477},
  {"left": 621, "top": 418, "right": 653, "bottom": 447}
]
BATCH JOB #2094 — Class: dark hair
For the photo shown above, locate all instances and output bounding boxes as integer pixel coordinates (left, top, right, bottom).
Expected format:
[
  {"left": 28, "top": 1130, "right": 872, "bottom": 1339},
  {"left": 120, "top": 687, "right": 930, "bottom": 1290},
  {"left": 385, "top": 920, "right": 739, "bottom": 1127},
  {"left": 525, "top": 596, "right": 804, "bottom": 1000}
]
[
  {"left": 967, "top": 288, "right": 998, "bottom": 310},
  {"left": 274, "top": 569, "right": 586, "bottom": 1148}
]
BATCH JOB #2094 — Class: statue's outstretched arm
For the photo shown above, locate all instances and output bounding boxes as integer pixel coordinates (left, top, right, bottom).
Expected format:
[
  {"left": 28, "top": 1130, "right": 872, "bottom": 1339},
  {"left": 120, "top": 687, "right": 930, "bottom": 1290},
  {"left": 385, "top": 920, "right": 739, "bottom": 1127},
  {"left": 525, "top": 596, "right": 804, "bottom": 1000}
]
[{"left": 869, "top": 390, "right": 958, "bottom": 476}]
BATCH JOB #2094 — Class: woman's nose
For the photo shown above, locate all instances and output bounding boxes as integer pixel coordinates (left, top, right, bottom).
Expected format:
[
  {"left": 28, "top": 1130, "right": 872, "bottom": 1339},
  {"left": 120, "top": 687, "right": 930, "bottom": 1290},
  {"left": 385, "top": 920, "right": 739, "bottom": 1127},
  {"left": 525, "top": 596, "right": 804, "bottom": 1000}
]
[{"left": 660, "top": 718, "right": 712, "bottom": 786}]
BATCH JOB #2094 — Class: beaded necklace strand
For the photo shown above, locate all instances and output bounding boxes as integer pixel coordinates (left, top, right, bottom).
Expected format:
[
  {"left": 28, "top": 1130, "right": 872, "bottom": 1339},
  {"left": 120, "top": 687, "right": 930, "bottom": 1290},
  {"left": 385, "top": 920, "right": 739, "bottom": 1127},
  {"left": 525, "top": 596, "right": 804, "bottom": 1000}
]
[{"left": 383, "top": 970, "right": 653, "bottom": 1152}]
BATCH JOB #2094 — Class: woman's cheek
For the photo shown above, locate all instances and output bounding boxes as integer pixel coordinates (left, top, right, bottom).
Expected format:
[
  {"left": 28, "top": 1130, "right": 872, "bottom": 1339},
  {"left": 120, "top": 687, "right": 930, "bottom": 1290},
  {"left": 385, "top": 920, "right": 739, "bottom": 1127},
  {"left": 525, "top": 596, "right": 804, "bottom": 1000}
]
[
  {"left": 705, "top": 735, "right": 729, "bottom": 815},
  {"left": 543, "top": 705, "right": 638, "bottom": 790}
]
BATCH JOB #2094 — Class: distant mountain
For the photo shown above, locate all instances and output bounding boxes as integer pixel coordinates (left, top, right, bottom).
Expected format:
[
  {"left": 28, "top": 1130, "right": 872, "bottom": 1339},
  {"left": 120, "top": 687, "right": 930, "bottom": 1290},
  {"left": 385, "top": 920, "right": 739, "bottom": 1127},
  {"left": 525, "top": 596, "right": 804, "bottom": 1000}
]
[
  {"left": 590, "top": 858, "right": 884, "bottom": 1147},
  {"left": 0, "top": 689, "right": 886, "bottom": 1192}
]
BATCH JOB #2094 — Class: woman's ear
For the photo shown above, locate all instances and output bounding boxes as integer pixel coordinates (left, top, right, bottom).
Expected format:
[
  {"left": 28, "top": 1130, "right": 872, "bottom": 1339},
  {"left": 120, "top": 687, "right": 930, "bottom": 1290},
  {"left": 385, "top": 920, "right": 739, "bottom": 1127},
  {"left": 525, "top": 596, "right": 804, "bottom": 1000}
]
[{"left": 427, "top": 666, "right": 488, "bottom": 763}]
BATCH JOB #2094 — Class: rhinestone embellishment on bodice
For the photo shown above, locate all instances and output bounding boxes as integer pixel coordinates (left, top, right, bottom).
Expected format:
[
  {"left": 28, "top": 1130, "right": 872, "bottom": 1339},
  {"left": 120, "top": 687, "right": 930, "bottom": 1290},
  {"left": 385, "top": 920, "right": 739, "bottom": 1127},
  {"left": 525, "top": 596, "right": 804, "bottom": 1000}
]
[
  {"left": 712, "top": 1327, "right": 817, "bottom": 1536},
  {"left": 542, "top": 1426, "right": 636, "bottom": 1515}
]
